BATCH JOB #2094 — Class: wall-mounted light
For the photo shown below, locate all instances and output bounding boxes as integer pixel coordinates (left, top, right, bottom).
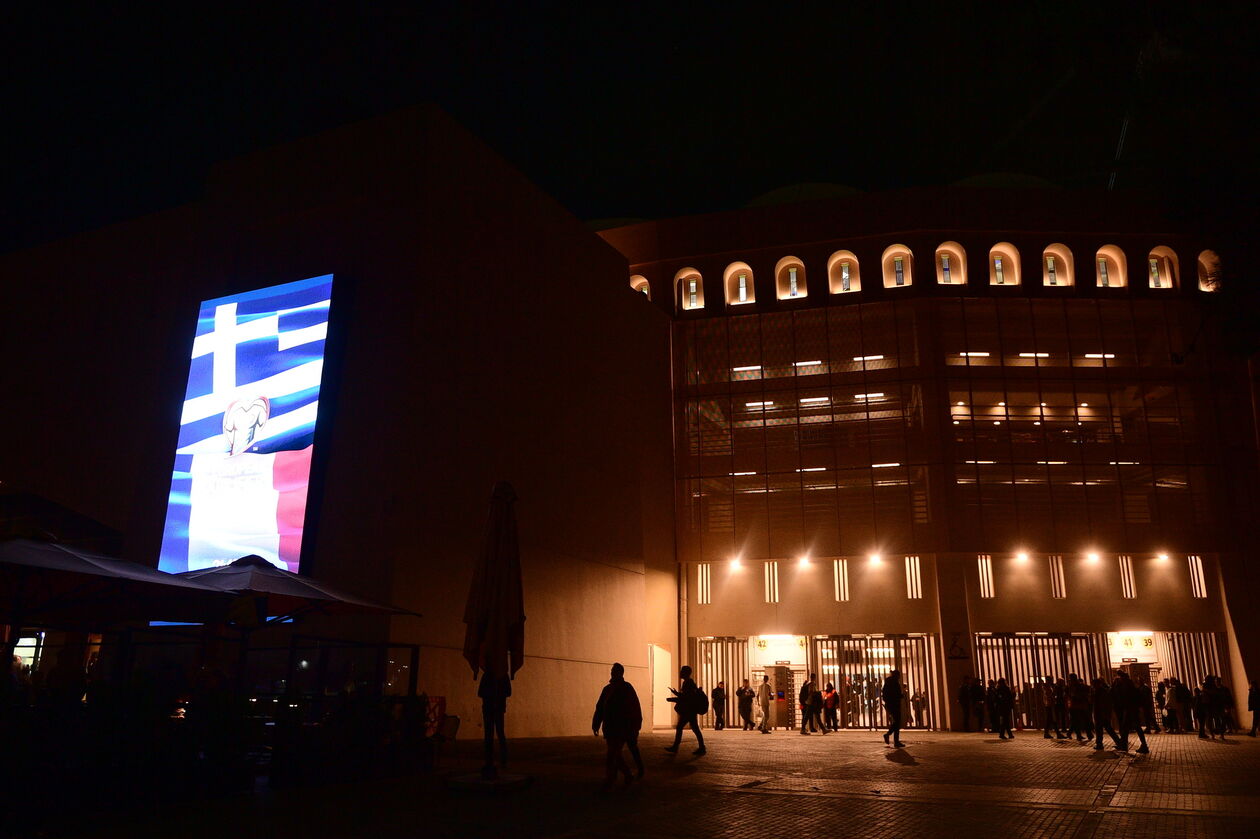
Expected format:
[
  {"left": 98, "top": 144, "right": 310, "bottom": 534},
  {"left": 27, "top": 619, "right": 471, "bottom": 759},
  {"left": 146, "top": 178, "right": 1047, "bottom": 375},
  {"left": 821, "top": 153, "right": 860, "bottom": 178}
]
[
  {"left": 869, "top": 553, "right": 882, "bottom": 564},
  {"left": 798, "top": 556, "right": 810, "bottom": 567},
  {"left": 1087, "top": 552, "right": 1100, "bottom": 563},
  {"left": 1157, "top": 553, "right": 1169, "bottom": 562},
  {"left": 1016, "top": 551, "right": 1030, "bottom": 562},
  {"left": 730, "top": 557, "right": 742, "bottom": 569}
]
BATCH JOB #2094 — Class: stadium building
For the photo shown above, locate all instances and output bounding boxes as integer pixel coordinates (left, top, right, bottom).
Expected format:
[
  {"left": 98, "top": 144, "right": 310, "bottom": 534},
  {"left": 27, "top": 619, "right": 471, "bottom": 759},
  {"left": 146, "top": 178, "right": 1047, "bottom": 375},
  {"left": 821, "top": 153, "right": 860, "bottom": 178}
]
[{"left": 2, "top": 109, "right": 1255, "bottom": 734}]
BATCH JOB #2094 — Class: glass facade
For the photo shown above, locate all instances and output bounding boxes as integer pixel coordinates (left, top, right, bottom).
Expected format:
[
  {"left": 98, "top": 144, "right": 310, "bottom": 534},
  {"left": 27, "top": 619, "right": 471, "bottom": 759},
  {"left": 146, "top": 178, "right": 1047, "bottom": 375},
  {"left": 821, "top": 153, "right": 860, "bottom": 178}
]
[{"left": 675, "top": 297, "right": 1218, "bottom": 562}]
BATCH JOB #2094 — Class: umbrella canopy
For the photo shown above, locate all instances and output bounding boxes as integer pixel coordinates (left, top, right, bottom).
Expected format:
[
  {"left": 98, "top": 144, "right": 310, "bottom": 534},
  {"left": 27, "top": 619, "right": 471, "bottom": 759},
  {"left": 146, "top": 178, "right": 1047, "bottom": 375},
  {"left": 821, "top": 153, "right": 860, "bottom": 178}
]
[
  {"left": 462, "top": 481, "right": 526, "bottom": 679},
  {"left": 0, "top": 538, "right": 229, "bottom": 627},
  {"left": 176, "top": 554, "right": 418, "bottom": 620}
]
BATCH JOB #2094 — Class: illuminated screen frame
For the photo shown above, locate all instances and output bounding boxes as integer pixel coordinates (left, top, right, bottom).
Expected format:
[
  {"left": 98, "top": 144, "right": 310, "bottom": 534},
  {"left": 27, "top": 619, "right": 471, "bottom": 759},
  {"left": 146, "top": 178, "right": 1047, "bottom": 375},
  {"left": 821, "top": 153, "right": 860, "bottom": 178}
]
[{"left": 158, "top": 274, "right": 335, "bottom": 574}]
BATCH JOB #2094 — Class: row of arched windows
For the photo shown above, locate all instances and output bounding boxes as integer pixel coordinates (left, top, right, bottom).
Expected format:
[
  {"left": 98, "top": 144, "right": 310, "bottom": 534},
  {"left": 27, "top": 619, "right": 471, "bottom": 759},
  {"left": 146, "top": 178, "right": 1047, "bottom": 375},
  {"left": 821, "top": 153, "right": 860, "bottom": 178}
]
[{"left": 629, "top": 246, "right": 1223, "bottom": 309}]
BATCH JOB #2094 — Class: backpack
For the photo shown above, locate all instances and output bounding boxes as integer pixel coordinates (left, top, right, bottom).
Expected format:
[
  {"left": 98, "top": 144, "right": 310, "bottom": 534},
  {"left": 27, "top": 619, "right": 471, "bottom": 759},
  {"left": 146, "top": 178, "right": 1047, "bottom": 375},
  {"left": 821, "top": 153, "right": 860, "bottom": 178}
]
[{"left": 693, "top": 686, "right": 709, "bottom": 716}]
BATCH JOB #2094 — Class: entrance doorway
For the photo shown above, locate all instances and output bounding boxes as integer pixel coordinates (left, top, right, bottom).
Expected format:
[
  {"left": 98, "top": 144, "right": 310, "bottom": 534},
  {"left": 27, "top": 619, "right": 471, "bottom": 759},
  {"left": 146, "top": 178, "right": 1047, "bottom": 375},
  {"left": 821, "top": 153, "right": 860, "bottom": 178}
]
[
  {"left": 809, "top": 634, "right": 940, "bottom": 730},
  {"left": 973, "top": 632, "right": 1108, "bottom": 729}
]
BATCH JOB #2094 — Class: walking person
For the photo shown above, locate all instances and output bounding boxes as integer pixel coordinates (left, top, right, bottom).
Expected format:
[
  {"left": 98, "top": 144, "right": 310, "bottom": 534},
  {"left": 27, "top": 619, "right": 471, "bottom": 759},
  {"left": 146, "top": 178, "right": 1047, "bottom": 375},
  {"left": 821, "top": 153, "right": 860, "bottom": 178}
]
[
  {"left": 1090, "top": 677, "right": 1123, "bottom": 751},
  {"left": 823, "top": 682, "right": 840, "bottom": 731},
  {"left": 970, "top": 677, "right": 987, "bottom": 733},
  {"left": 665, "top": 665, "right": 706, "bottom": 756},
  {"left": 736, "top": 679, "right": 755, "bottom": 730},
  {"left": 958, "top": 676, "right": 973, "bottom": 732},
  {"left": 1112, "top": 670, "right": 1150, "bottom": 754},
  {"left": 882, "top": 668, "right": 906, "bottom": 747},
  {"left": 993, "top": 677, "right": 1015, "bottom": 739},
  {"left": 757, "top": 674, "right": 773, "bottom": 733},
  {"left": 1248, "top": 680, "right": 1258, "bottom": 737},
  {"left": 711, "top": 681, "right": 727, "bottom": 731},
  {"left": 911, "top": 688, "right": 925, "bottom": 729},
  {"left": 592, "top": 662, "right": 643, "bottom": 789},
  {"left": 1066, "top": 674, "right": 1090, "bottom": 741},
  {"left": 1139, "top": 677, "right": 1160, "bottom": 734},
  {"left": 1041, "top": 675, "right": 1064, "bottom": 739}
]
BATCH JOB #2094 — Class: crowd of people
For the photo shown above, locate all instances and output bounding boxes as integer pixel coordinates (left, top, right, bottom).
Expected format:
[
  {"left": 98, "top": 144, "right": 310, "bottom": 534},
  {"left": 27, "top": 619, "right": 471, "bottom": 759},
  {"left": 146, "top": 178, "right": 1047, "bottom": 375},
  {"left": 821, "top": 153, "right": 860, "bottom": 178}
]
[
  {"left": 590, "top": 663, "right": 1260, "bottom": 787},
  {"left": 955, "top": 671, "right": 1257, "bottom": 750}
]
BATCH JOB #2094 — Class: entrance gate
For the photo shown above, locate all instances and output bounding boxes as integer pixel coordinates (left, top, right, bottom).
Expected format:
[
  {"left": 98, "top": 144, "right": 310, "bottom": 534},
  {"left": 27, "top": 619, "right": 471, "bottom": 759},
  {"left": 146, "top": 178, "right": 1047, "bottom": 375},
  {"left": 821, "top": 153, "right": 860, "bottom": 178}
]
[
  {"left": 973, "top": 633, "right": 1108, "bottom": 728},
  {"left": 808, "top": 634, "right": 939, "bottom": 730},
  {"left": 689, "top": 636, "right": 750, "bottom": 729}
]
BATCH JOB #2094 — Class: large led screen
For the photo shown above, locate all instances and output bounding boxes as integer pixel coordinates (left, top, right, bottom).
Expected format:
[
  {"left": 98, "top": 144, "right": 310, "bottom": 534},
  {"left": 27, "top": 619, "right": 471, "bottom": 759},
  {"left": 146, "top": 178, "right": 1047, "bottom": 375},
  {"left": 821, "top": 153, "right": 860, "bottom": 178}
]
[{"left": 158, "top": 274, "right": 334, "bottom": 574}]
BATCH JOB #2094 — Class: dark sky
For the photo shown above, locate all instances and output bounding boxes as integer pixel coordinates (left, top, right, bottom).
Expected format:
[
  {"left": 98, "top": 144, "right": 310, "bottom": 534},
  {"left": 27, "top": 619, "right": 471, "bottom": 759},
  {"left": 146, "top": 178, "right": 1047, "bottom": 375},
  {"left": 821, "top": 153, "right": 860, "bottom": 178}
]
[{"left": 2, "top": 3, "right": 1256, "bottom": 254}]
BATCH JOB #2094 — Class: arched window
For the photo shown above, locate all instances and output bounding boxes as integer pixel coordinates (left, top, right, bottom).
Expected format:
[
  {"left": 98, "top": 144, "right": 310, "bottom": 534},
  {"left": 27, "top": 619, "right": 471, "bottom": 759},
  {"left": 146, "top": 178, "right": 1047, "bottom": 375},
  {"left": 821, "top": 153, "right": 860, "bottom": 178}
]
[
  {"left": 1197, "top": 250, "right": 1222, "bottom": 292},
  {"left": 827, "top": 250, "right": 861, "bottom": 293},
  {"left": 630, "top": 275, "right": 651, "bottom": 299},
  {"left": 1147, "top": 246, "right": 1179, "bottom": 289},
  {"left": 935, "top": 241, "right": 967, "bottom": 285},
  {"left": 1095, "top": 245, "right": 1127, "bottom": 288},
  {"left": 882, "top": 244, "right": 914, "bottom": 288},
  {"left": 1042, "top": 244, "right": 1074, "bottom": 286},
  {"left": 989, "top": 242, "right": 1021, "bottom": 286},
  {"left": 775, "top": 256, "right": 808, "bottom": 300},
  {"left": 675, "top": 268, "right": 704, "bottom": 310},
  {"left": 724, "top": 261, "right": 756, "bottom": 306}
]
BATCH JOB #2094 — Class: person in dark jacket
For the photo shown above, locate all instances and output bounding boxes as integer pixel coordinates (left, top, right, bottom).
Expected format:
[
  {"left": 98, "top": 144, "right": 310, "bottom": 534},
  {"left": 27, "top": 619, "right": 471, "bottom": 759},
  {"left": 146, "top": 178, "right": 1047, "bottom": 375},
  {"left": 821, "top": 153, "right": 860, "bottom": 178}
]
[
  {"left": 1090, "top": 677, "right": 1123, "bottom": 750},
  {"left": 993, "top": 678, "right": 1015, "bottom": 739},
  {"left": 1041, "top": 675, "right": 1062, "bottom": 739},
  {"left": 882, "top": 669, "right": 905, "bottom": 747},
  {"left": 592, "top": 662, "right": 644, "bottom": 788},
  {"left": 665, "top": 665, "right": 706, "bottom": 756},
  {"left": 957, "top": 676, "right": 973, "bottom": 732},
  {"left": 711, "top": 681, "right": 727, "bottom": 730},
  {"left": 736, "top": 679, "right": 756, "bottom": 730},
  {"left": 1248, "top": 680, "right": 1257, "bottom": 737},
  {"left": 970, "top": 678, "right": 987, "bottom": 732},
  {"left": 1112, "top": 671, "right": 1149, "bottom": 753}
]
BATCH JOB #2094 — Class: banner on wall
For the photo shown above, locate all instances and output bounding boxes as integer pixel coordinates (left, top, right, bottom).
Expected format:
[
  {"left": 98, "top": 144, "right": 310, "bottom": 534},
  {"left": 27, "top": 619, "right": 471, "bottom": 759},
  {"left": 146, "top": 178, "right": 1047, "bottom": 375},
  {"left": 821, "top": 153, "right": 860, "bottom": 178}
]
[{"left": 158, "top": 274, "right": 334, "bottom": 574}]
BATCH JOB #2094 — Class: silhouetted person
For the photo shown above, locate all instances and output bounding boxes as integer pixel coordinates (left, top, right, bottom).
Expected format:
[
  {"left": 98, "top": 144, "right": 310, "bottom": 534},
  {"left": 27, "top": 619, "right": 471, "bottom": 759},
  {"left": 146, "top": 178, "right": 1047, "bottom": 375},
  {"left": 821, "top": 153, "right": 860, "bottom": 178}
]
[
  {"left": 882, "top": 669, "right": 905, "bottom": 747},
  {"left": 824, "top": 682, "right": 840, "bottom": 730},
  {"left": 1041, "top": 675, "right": 1064, "bottom": 739},
  {"left": 1138, "top": 677, "right": 1159, "bottom": 734},
  {"left": 1248, "top": 680, "right": 1257, "bottom": 737},
  {"left": 711, "top": 681, "right": 727, "bottom": 730},
  {"left": 478, "top": 670, "right": 512, "bottom": 777},
  {"left": 993, "top": 678, "right": 1015, "bottom": 739},
  {"left": 1066, "top": 674, "right": 1091, "bottom": 740},
  {"left": 804, "top": 672, "right": 826, "bottom": 734},
  {"left": 736, "top": 679, "right": 755, "bottom": 730},
  {"left": 970, "top": 678, "right": 987, "bottom": 732},
  {"left": 592, "top": 662, "right": 643, "bottom": 788},
  {"left": 911, "top": 688, "right": 925, "bottom": 728},
  {"left": 1112, "top": 671, "right": 1149, "bottom": 753},
  {"left": 958, "top": 676, "right": 973, "bottom": 731},
  {"left": 757, "top": 674, "right": 772, "bottom": 733},
  {"left": 1090, "top": 677, "right": 1123, "bottom": 750},
  {"left": 665, "top": 665, "right": 705, "bottom": 755}
]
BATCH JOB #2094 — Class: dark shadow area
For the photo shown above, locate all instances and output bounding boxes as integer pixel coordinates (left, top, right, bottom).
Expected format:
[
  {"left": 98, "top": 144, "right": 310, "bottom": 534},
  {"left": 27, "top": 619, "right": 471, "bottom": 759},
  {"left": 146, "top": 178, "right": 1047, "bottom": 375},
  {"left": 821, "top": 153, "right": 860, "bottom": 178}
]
[{"left": 885, "top": 748, "right": 919, "bottom": 766}]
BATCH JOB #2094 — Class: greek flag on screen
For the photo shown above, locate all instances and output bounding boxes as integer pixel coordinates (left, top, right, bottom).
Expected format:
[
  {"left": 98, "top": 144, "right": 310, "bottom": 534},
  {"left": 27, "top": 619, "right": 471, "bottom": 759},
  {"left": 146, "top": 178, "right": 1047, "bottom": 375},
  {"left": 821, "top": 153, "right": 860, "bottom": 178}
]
[{"left": 158, "top": 274, "right": 334, "bottom": 574}]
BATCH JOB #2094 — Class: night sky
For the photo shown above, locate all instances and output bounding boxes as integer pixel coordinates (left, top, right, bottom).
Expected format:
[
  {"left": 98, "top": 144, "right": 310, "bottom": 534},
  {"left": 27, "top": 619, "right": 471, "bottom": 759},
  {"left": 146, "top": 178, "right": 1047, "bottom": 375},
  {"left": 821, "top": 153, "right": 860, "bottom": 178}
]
[{"left": 2, "top": 3, "right": 1256, "bottom": 255}]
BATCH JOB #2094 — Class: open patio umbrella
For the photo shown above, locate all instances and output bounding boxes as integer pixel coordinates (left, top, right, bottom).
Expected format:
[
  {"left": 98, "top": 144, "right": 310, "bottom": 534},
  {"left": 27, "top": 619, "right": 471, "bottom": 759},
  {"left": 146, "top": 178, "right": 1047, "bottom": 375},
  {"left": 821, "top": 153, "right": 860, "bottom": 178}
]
[
  {"left": 0, "top": 538, "right": 231, "bottom": 666},
  {"left": 462, "top": 481, "right": 526, "bottom": 680},
  {"left": 176, "top": 555, "right": 419, "bottom": 621},
  {"left": 0, "top": 538, "right": 230, "bottom": 627}
]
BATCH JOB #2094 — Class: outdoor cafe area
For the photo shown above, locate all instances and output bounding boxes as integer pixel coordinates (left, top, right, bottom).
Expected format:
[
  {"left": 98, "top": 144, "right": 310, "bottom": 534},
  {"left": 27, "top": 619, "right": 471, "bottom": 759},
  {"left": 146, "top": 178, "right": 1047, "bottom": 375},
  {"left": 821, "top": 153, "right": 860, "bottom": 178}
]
[{"left": 1, "top": 540, "right": 444, "bottom": 835}]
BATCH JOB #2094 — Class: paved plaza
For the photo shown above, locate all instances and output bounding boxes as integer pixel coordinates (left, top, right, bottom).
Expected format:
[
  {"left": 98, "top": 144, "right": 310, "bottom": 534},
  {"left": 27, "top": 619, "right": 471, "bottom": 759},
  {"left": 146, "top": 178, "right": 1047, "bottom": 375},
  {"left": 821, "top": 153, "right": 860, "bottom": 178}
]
[{"left": 54, "top": 728, "right": 1260, "bottom": 838}]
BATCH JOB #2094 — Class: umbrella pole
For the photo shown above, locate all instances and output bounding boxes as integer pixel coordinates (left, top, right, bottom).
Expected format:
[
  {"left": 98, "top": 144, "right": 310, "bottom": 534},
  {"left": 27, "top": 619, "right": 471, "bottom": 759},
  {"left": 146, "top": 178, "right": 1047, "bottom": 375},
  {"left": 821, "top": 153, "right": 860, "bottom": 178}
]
[{"left": 408, "top": 645, "right": 419, "bottom": 697}]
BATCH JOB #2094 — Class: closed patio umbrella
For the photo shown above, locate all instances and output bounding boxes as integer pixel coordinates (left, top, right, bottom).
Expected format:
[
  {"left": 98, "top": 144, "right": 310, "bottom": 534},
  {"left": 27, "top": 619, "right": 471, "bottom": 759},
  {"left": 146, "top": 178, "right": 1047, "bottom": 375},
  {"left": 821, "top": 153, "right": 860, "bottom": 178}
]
[{"left": 462, "top": 481, "right": 526, "bottom": 680}]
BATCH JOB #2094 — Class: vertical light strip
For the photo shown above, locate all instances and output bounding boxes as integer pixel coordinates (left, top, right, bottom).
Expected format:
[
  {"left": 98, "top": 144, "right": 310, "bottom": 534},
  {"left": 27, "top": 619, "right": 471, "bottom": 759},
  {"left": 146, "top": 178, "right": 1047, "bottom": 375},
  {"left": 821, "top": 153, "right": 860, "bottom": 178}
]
[
  {"left": 1049, "top": 555, "right": 1066, "bottom": 599},
  {"left": 697, "top": 562, "right": 712, "bottom": 605},
  {"left": 978, "top": 554, "right": 994, "bottom": 599},
  {"left": 764, "top": 560, "right": 779, "bottom": 603},
  {"left": 905, "top": 555, "right": 922, "bottom": 599},
  {"left": 1188, "top": 554, "right": 1206, "bottom": 598},
  {"left": 833, "top": 558, "right": 849, "bottom": 602},
  {"left": 1119, "top": 555, "right": 1136, "bottom": 599}
]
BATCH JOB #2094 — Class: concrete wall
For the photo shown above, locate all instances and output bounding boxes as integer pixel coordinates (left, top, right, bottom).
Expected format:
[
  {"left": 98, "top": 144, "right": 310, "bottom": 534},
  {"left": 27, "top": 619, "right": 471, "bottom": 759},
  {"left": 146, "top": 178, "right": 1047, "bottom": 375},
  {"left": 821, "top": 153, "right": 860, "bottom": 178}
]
[{"left": 0, "top": 106, "right": 678, "bottom": 737}]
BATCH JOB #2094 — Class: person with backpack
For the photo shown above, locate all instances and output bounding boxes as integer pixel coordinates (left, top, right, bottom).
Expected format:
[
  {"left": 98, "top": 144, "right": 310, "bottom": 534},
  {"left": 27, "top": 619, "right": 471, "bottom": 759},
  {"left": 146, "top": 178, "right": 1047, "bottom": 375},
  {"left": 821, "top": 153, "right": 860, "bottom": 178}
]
[
  {"left": 665, "top": 665, "right": 706, "bottom": 756},
  {"left": 592, "top": 662, "right": 644, "bottom": 788},
  {"left": 882, "top": 668, "right": 905, "bottom": 747}
]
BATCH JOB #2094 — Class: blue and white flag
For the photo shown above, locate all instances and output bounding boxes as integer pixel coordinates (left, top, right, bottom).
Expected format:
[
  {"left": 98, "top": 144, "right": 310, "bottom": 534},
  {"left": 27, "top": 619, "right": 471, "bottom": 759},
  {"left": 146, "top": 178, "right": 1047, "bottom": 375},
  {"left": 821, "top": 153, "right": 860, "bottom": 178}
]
[{"left": 159, "top": 274, "right": 334, "bottom": 574}]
